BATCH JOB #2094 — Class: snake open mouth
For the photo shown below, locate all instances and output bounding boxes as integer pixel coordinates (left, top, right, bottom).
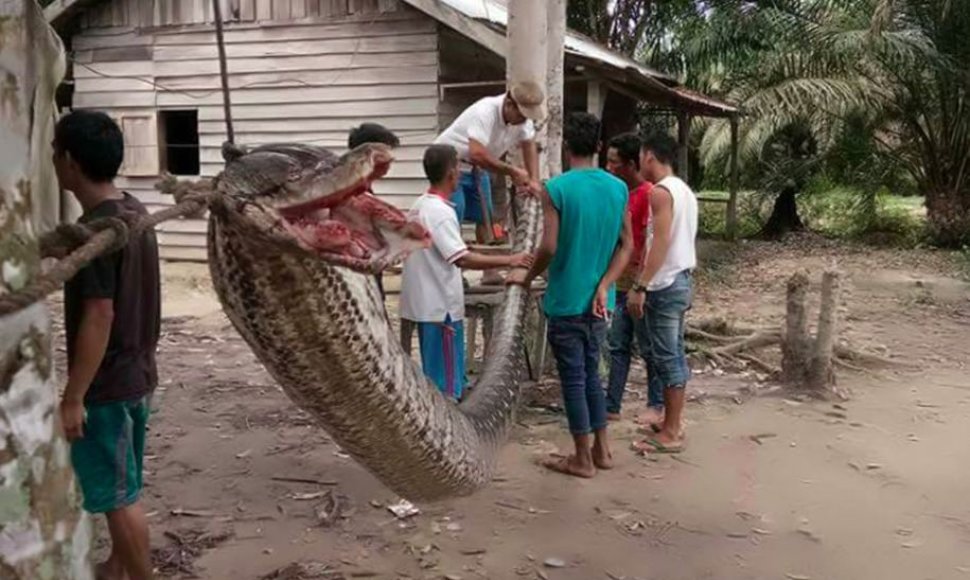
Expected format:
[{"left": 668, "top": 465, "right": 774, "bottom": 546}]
[{"left": 277, "top": 164, "right": 430, "bottom": 270}]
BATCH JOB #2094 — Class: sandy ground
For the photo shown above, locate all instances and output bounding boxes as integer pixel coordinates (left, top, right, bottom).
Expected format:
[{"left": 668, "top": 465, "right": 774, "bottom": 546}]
[{"left": 50, "top": 238, "right": 970, "bottom": 580}]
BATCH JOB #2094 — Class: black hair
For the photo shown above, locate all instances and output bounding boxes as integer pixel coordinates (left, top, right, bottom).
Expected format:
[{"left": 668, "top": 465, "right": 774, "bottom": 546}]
[
  {"left": 348, "top": 123, "right": 400, "bottom": 149},
  {"left": 608, "top": 132, "right": 641, "bottom": 169},
  {"left": 564, "top": 112, "right": 601, "bottom": 157},
  {"left": 53, "top": 110, "right": 124, "bottom": 183},
  {"left": 640, "top": 132, "right": 678, "bottom": 166},
  {"left": 423, "top": 144, "right": 458, "bottom": 185}
]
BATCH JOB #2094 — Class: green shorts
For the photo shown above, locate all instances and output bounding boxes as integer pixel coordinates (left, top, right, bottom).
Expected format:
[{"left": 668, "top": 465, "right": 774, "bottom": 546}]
[{"left": 70, "top": 396, "right": 150, "bottom": 514}]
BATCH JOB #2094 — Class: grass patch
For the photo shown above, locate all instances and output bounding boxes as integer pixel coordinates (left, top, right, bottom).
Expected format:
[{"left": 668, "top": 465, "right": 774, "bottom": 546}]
[
  {"left": 696, "top": 185, "right": 927, "bottom": 248},
  {"left": 800, "top": 186, "right": 926, "bottom": 247},
  {"left": 697, "top": 190, "right": 763, "bottom": 239}
]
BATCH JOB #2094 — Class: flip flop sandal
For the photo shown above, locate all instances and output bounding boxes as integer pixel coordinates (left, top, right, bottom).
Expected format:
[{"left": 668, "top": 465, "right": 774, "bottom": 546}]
[{"left": 631, "top": 438, "right": 684, "bottom": 454}]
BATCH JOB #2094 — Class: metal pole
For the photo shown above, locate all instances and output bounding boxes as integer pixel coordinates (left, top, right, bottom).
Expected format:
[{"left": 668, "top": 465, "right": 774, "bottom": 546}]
[{"left": 212, "top": 0, "right": 235, "bottom": 145}]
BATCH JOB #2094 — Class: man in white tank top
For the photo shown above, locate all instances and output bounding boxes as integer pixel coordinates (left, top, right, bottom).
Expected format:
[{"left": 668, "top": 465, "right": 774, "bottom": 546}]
[{"left": 627, "top": 133, "right": 697, "bottom": 454}]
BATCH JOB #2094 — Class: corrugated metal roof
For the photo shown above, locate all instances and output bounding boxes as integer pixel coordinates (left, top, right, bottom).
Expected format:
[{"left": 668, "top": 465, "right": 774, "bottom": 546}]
[
  {"left": 416, "top": 0, "right": 737, "bottom": 116},
  {"left": 432, "top": 0, "right": 676, "bottom": 84},
  {"left": 48, "top": 0, "right": 739, "bottom": 116}
]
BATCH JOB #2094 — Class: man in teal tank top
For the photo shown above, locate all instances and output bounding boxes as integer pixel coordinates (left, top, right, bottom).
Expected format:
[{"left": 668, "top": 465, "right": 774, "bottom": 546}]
[{"left": 511, "top": 112, "right": 633, "bottom": 478}]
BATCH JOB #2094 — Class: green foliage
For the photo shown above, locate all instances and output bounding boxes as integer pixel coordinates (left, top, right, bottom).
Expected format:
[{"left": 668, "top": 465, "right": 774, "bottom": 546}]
[
  {"left": 798, "top": 181, "right": 926, "bottom": 246},
  {"left": 696, "top": 183, "right": 926, "bottom": 248},
  {"left": 696, "top": 192, "right": 762, "bottom": 239},
  {"left": 677, "top": 0, "right": 970, "bottom": 247}
]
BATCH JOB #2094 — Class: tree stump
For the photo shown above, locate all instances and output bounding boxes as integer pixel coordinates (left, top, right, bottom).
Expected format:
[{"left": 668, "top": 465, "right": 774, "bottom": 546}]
[
  {"left": 782, "top": 271, "right": 811, "bottom": 383},
  {"left": 782, "top": 270, "right": 843, "bottom": 396},
  {"left": 807, "top": 270, "right": 841, "bottom": 391}
]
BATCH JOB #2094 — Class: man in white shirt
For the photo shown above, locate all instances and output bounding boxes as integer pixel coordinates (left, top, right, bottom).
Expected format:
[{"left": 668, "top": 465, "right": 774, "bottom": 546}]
[
  {"left": 400, "top": 145, "right": 533, "bottom": 400},
  {"left": 433, "top": 82, "right": 544, "bottom": 282},
  {"left": 627, "top": 133, "right": 698, "bottom": 454}
]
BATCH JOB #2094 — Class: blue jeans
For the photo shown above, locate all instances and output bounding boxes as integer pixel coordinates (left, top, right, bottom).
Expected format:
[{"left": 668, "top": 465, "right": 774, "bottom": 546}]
[
  {"left": 645, "top": 271, "right": 692, "bottom": 393},
  {"left": 606, "top": 291, "right": 661, "bottom": 414},
  {"left": 451, "top": 170, "right": 492, "bottom": 224},
  {"left": 547, "top": 314, "right": 609, "bottom": 435}
]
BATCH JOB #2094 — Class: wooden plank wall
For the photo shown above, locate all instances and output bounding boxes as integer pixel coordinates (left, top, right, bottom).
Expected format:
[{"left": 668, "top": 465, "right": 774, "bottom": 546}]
[
  {"left": 71, "top": 0, "right": 439, "bottom": 260},
  {"left": 79, "top": 0, "right": 397, "bottom": 26},
  {"left": 437, "top": 27, "right": 505, "bottom": 129}
]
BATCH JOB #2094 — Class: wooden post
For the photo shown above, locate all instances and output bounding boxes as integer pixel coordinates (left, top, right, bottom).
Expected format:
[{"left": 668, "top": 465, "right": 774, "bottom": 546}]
[
  {"left": 545, "top": 0, "right": 565, "bottom": 177},
  {"left": 508, "top": 0, "right": 547, "bottom": 178},
  {"left": 677, "top": 111, "right": 691, "bottom": 184},
  {"left": 507, "top": 0, "right": 547, "bottom": 90},
  {"left": 0, "top": 2, "right": 91, "bottom": 577},
  {"left": 727, "top": 115, "right": 740, "bottom": 239},
  {"left": 808, "top": 271, "right": 841, "bottom": 391},
  {"left": 782, "top": 271, "right": 811, "bottom": 384}
]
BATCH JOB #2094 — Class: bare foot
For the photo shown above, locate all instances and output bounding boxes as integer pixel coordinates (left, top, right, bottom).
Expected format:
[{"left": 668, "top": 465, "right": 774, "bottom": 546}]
[
  {"left": 607, "top": 412, "right": 622, "bottom": 422},
  {"left": 592, "top": 444, "right": 614, "bottom": 470},
  {"left": 95, "top": 561, "right": 127, "bottom": 580},
  {"left": 540, "top": 454, "right": 596, "bottom": 478},
  {"left": 636, "top": 408, "right": 665, "bottom": 431}
]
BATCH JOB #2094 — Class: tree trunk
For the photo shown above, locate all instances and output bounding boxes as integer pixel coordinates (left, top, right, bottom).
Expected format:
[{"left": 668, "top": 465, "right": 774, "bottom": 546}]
[
  {"left": 597, "top": 91, "right": 638, "bottom": 167},
  {"left": 545, "top": 0, "right": 565, "bottom": 178},
  {"left": 760, "top": 186, "right": 805, "bottom": 240},
  {"left": 0, "top": 2, "right": 92, "bottom": 578},
  {"left": 925, "top": 189, "right": 970, "bottom": 248},
  {"left": 781, "top": 272, "right": 811, "bottom": 384},
  {"left": 807, "top": 271, "right": 841, "bottom": 392}
]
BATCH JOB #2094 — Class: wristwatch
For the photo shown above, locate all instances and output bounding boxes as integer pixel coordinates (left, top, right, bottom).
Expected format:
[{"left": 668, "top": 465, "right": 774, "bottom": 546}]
[{"left": 631, "top": 283, "right": 647, "bottom": 294}]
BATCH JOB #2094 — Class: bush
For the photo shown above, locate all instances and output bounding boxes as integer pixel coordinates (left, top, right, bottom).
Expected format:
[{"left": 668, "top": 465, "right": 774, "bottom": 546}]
[
  {"left": 799, "top": 180, "right": 926, "bottom": 247},
  {"left": 696, "top": 190, "right": 763, "bottom": 239}
]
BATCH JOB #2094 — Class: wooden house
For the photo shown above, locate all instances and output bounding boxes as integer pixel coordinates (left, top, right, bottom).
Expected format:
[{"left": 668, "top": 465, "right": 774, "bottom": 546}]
[{"left": 46, "top": 0, "right": 737, "bottom": 260}]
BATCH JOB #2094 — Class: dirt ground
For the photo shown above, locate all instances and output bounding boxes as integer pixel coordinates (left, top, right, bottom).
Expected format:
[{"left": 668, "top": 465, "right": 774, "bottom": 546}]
[{"left": 51, "top": 238, "right": 970, "bottom": 580}]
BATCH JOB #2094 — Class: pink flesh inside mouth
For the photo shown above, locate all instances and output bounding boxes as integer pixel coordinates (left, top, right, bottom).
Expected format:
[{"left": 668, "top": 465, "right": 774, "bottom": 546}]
[
  {"left": 277, "top": 174, "right": 430, "bottom": 268},
  {"left": 277, "top": 182, "right": 370, "bottom": 221}
]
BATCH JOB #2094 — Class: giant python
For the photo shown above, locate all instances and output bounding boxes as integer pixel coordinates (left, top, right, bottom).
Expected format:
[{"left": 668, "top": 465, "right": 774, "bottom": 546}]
[{"left": 198, "top": 141, "right": 541, "bottom": 501}]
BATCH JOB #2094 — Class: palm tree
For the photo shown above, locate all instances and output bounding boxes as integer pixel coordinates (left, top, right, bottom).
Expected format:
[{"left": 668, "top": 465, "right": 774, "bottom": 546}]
[{"left": 693, "top": 0, "right": 969, "bottom": 246}]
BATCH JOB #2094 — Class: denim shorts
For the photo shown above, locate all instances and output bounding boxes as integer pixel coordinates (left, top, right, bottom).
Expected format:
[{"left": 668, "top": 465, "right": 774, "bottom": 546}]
[
  {"left": 645, "top": 270, "right": 692, "bottom": 389},
  {"left": 450, "top": 170, "right": 492, "bottom": 225}
]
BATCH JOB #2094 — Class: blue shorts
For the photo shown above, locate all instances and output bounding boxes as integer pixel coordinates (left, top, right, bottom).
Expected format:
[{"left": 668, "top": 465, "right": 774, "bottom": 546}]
[
  {"left": 451, "top": 170, "right": 493, "bottom": 225},
  {"left": 417, "top": 315, "right": 467, "bottom": 401}
]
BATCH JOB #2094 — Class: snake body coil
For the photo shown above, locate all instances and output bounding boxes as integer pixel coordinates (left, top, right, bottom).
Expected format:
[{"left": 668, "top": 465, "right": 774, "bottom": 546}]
[{"left": 206, "top": 143, "right": 540, "bottom": 500}]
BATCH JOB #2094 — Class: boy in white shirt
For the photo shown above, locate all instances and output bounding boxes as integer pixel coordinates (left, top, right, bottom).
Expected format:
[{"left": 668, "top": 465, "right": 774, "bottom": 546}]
[{"left": 400, "top": 145, "right": 533, "bottom": 400}]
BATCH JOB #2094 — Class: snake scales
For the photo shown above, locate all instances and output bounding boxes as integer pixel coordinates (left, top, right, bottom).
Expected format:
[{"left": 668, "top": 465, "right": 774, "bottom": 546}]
[{"left": 201, "top": 142, "right": 541, "bottom": 500}]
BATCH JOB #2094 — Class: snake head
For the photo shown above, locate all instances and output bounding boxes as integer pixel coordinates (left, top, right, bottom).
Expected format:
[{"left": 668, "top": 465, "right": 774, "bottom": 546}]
[{"left": 217, "top": 143, "right": 430, "bottom": 273}]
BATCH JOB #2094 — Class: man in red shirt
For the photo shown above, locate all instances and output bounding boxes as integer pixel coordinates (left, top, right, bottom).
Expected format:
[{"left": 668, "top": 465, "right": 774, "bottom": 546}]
[{"left": 604, "top": 133, "right": 658, "bottom": 423}]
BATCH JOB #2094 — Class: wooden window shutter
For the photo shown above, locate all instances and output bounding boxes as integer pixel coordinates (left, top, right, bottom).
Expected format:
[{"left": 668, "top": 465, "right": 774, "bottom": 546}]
[{"left": 119, "top": 113, "right": 159, "bottom": 176}]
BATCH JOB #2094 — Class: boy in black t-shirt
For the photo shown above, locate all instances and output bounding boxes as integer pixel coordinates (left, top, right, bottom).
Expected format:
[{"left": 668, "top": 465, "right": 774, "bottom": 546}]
[{"left": 54, "top": 110, "right": 160, "bottom": 580}]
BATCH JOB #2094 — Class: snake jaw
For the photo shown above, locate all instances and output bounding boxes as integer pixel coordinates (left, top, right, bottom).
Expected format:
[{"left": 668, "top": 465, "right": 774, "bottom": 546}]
[
  {"left": 224, "top": 143, "right": 428, "bottom": 273},
  {"left": 278, "top": 193, "right": 431, "bottom": 273}
]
